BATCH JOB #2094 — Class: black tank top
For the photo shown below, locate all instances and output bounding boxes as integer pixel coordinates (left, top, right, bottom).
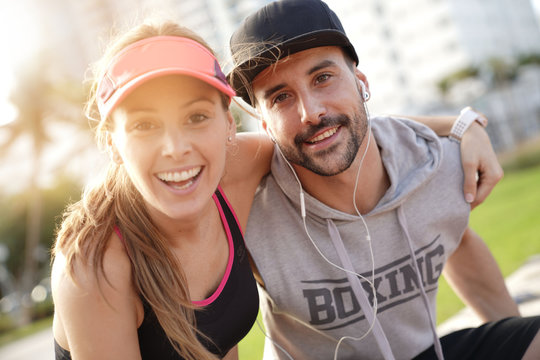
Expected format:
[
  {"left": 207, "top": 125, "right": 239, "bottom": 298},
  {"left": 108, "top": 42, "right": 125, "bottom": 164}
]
[{"left": 55, "top": 186, "right": 259, "bottom": 359}]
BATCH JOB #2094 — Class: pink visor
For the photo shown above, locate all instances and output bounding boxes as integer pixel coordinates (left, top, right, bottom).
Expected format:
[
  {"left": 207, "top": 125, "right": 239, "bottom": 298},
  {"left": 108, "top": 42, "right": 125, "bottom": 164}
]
[{"left": 96, "top": 36, "right": 236, "bottom": 120}]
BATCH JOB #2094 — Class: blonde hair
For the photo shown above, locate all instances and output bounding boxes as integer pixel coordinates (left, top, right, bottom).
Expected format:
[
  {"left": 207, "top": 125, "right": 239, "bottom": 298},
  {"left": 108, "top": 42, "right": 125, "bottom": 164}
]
[{"left": 53, "top": 20, "right": 221, "bottom": 360}]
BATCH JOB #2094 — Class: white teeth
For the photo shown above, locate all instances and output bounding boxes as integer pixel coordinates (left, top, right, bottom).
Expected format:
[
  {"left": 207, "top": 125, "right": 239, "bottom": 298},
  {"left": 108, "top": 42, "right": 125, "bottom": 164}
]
[
  {"left": 157, "top": 167, "right": 201, "bottom": 183},
  {"left": 308, "top": 127, "right": 338, "bottom": 143},
  {"left": 170, "top": 180, "right": 194, "bottom": 190}
]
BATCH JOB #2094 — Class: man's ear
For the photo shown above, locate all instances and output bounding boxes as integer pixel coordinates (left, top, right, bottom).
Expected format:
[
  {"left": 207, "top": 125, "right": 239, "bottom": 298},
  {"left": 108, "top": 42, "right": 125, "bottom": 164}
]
[
  {"left": 354, "top": 69, "right": 369, "bottom": 87},
  {"left": 106, "top": 132, "right": 123, "bottom": 165},
  {"left": 354, "top": 69, "right": 371, "bottom": 100},
  {"left": 261, "top": 120, "right": 276, "bottom": 143}
]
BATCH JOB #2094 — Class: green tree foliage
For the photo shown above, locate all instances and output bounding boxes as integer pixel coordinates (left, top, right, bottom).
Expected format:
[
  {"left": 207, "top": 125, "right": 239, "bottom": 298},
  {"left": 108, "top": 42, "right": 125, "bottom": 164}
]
[
  {"left": 0, "top": 51, "right": 88, "bottom": 325},
  {"left": 487, "top": 57, "right": 518, "bottom": 84},
  {"left": 518, "top": 53, "right": 540, "bottom": 66},
  {"left": 0, "top": 175, "right": 81, "bottom": 295},
  {"left": 437, "top": 52, "right": 540, "bottom": 96},
  {"left": 437, "top": 66, "right": 480, "bottom": 95}
]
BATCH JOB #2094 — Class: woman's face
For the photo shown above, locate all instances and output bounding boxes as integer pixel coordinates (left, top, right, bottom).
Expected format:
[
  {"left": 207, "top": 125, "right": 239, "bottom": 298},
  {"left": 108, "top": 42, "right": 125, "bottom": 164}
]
[{"left": 109, "top": 75, "right": 233, "bottom": 222}]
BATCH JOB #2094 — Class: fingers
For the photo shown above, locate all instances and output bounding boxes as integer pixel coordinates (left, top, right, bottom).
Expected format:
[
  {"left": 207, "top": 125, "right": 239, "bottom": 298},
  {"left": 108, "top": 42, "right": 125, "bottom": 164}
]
[
  {"left": 462, "top": 160, "right": 478, "bottom": 205},
  {"left": 459, "top": 122, "right": 503, "bottom": 209},
  {"left": 470, "top": 164, "right": 504, "bottom": 209}
]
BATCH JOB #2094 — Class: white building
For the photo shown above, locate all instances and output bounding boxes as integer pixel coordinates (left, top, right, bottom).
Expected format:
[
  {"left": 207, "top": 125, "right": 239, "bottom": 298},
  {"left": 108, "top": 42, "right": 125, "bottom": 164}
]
[
  {"left": 325, "top": 0, "right": 540, "bottom": 150},
  {"left": 327, "top": 1, "right": 539, "bottom": 102}
]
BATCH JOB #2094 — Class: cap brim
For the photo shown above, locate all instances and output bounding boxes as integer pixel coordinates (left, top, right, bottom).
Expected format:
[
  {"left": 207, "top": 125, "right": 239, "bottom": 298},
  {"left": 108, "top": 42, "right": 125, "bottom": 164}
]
[
  {"left": 97, "top": 36, "right": 236, "bottom": 120},
  {"left": 102, "top": 68, "right": 236, "bottom": 120},
  {"left": 229, "top": 29, "right": 358, "bottom": 106}
]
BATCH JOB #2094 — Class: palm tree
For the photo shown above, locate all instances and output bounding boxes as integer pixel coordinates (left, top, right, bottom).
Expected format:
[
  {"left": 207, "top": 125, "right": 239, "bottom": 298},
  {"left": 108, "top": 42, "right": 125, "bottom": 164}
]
[{"left": 0, "top": 51, "right": 87, "bottom": 325}]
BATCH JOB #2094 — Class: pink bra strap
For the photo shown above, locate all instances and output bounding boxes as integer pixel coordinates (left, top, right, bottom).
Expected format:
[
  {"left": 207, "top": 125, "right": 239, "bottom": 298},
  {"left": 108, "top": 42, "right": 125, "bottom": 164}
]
[{"left": 113, "top": 225, "right": 134, "bottom": 263}]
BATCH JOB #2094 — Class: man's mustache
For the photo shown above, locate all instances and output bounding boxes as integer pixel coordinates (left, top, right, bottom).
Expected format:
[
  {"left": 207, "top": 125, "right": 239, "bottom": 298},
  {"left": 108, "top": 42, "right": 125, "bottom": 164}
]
[{"left": 294, "top": 115, "right": 350, "bottom": 145}]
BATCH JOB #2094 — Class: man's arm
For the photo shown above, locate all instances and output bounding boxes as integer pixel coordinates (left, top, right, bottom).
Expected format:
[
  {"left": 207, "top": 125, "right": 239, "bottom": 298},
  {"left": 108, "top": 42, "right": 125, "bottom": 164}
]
[
  {"left": 443, "top": 227, "right": 520, "bottom": 322},
  {"left": 408, "top": 115, "right": 503, "bottom": 209}
]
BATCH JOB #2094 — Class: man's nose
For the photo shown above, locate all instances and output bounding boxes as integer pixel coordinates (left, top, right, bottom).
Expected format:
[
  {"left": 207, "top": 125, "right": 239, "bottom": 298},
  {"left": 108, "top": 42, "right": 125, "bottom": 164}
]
[{"left": 299, "top": 92, "right": 326, "bottom": 126}]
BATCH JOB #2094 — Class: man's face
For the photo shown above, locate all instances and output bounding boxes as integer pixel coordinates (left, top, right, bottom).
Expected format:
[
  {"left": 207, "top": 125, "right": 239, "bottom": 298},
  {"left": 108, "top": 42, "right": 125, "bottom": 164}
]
[{"left": 253, "top": 46, "right": 368, "bottom": 176}]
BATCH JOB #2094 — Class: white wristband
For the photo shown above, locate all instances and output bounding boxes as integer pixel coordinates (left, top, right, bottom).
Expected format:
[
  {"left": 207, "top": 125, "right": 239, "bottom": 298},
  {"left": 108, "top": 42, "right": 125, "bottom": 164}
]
[{"left": 449, "top": 106, "right": 488, "bottom": 142}]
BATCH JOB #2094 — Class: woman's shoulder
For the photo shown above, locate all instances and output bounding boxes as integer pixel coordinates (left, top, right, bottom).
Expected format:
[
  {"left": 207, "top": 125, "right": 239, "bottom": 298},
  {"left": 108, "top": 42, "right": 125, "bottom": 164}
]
[
  {"left": 52, "top": 233, "right": 143, "bottom": 358},
  {"left": 52, "top": 231, "right": 134, "bottom": 302}
]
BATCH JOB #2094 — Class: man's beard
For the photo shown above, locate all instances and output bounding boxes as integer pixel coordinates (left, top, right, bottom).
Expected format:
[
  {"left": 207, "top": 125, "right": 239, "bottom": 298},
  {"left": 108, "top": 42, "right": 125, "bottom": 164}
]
[{"left": 278, "top": 108, "right": 368, "bottom": 176}]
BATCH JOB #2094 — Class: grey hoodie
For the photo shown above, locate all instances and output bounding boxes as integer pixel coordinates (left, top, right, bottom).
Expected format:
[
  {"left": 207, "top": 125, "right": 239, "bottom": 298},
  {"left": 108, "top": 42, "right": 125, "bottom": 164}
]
[{"left": 244, "top": 116, "right": 470, "bottom": 360}]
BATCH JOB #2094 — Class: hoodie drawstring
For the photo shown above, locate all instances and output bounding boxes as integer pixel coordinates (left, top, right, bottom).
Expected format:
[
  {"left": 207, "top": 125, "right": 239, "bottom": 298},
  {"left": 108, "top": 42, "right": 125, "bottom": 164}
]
[
  {"left": 326, "top": 207, "right": 446, "bottom": 360},
  {"left": 397, "top": 206, "right": 445, "bottom": 360},
  {"left": 327, "top": 219, "right": 396, "bottom": 360}
]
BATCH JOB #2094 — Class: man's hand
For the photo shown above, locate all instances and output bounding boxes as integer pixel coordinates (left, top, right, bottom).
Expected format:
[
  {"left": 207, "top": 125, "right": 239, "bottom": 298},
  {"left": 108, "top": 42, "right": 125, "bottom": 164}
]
[
  {"left": 400, "top": 113, "right": 503, "bottom": 208},
  {"left": 460, "top": 123, "right": 504, "bottom": 209}
]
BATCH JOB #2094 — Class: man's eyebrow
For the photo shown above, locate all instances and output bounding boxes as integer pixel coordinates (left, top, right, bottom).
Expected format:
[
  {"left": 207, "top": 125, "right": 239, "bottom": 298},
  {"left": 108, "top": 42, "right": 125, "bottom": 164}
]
[
  {"left": 262, "top": 60, "right": 337, "bottom": 101},
  {"left": 263, "top": 83, "right": 286, "bottom": 101},
  {"left": 307, "top": 60, "right": 336, "bottom": 75}
]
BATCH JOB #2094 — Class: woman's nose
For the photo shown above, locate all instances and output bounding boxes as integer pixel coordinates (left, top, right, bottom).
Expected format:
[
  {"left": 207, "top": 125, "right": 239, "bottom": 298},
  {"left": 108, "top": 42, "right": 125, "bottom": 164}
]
[{"left": 161, "top": 128, "right": 192, "bottom": 159}]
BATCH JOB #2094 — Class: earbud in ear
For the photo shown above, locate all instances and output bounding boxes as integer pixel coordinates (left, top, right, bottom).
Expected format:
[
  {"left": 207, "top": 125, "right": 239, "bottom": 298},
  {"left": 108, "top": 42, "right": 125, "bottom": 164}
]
[
  {"left": 359, "top": 80, "right": 370, "bottom": 101},
  {"left": 266, "top": 127, "right": 277, "bottom": 143}
]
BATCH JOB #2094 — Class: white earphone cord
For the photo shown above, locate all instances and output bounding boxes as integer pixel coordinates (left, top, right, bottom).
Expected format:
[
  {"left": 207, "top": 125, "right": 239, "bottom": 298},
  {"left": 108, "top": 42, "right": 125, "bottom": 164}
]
[
  {"left": 272, "top": 100, "right": 381, "bottom": 360},
  {"left": 264, "top": 86, "right": 442, "bottom": 359},
  {"left": 332, "top": 102, "right": 379, "bottom": 360}
]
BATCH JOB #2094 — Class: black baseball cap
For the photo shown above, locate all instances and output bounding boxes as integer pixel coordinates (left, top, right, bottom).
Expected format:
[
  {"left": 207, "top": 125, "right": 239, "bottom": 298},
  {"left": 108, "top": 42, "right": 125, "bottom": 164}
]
[{"left": 228, "top": 0, "right": 359, "bottom": 106}]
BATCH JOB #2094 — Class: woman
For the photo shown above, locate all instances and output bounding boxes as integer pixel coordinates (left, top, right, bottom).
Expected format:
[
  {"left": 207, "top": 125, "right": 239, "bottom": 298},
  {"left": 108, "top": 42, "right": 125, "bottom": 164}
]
[{"left": 51, "top": 21, "right": 272, "bottom": 360}]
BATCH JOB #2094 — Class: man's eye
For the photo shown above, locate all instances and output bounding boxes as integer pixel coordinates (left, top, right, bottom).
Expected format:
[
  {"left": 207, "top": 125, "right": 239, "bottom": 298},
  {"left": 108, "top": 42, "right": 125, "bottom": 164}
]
[
  {"left": 315, "top": 73, "right": 331, "bottom": 84},
  {"left": 274, "top": 93, "right": 289, "bottom": 104}
]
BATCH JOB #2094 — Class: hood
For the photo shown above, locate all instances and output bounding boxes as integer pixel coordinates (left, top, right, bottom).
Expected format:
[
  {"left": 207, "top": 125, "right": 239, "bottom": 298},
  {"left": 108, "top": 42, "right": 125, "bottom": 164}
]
[{"left": 270, "top": 115, "right": 443, "bottom": 222}]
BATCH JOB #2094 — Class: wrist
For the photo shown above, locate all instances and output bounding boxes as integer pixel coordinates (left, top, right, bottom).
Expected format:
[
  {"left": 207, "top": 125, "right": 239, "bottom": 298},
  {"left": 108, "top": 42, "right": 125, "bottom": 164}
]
[{"left": 449, "top": 106, "right": 488, "bottom": 142}]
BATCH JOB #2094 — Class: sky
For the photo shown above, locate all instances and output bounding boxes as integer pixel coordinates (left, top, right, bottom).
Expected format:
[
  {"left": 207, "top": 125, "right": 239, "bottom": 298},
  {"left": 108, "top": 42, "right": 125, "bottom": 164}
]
[
  {"left": 0, "top": 1, "right": 103, "bottom": 194},
  {"left": 0, "top": 0, "right": 62, "bottom": 193},
  {"left": 0, "top": 0, "right": 39, "bottom": 126}
]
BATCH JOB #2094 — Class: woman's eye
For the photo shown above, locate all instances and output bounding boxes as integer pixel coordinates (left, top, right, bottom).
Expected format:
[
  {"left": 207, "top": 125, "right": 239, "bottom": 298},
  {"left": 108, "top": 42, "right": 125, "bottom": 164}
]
[
  {"left": 188, "top": 114, "right": 209, "bottom": 124},
  {"left": 134, "top": 121, "right": 155, "bottom": 131}
]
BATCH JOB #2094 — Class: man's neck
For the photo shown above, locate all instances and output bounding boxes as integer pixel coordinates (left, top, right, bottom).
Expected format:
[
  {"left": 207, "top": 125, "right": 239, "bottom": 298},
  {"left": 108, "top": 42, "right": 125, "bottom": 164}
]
[{"left": 294, "top": 132, "right": 389, "bottom": 215}]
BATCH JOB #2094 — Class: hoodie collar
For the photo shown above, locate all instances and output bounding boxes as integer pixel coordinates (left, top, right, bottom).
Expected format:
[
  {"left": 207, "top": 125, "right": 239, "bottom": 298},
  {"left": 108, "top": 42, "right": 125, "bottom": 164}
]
[{"left": 270, "top": 116, "right": 443, "bottom": 221}]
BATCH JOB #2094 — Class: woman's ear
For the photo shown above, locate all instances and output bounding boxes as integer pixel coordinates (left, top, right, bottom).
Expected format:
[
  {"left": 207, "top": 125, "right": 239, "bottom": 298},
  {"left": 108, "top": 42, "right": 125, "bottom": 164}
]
[
  {"left": 106, "top": 132, "right": 123, "bottom": 165},
  {"left": 226, "top": 111, "right": 237, "bottom": 143},
  {"left": 225, "top": 111, "right": 239, "bottom": 156}
]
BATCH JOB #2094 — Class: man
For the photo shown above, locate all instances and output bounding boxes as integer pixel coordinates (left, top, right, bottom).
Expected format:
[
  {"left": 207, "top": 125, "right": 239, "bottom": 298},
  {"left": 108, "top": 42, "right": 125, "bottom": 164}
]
[{"left": 228, "top": 0, "right": 540, "bottom": 359}]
